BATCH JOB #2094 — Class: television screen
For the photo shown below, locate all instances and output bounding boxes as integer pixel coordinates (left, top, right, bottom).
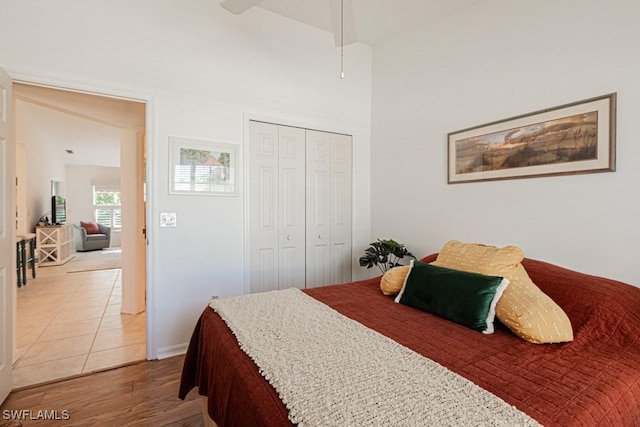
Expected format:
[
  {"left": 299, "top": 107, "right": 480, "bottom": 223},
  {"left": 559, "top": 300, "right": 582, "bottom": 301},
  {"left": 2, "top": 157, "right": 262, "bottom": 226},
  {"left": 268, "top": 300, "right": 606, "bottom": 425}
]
[{"left": 51, "top": 195, "right": 67, "bottom": 224}]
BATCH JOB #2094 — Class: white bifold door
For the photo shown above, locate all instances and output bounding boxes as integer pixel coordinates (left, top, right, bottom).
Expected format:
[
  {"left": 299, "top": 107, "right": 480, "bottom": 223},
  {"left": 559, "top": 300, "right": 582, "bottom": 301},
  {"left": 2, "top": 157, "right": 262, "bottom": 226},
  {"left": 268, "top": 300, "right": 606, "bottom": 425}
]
[
  {"left": 248, "top": 121, "right": 352, "bottom": 293},
  {"left": 305, "top": 129, "right": 352, "bottom": 288},
  {"left": 249, "top": 122, "right": 307, "bottom": 293}
]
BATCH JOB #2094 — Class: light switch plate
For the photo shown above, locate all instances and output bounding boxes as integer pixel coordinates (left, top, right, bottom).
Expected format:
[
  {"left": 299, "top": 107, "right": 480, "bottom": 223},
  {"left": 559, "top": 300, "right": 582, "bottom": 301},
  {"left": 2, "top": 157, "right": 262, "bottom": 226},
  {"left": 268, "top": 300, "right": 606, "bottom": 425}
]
[{"left": 160, "top": 212, "right": 177, "bottom": 227}]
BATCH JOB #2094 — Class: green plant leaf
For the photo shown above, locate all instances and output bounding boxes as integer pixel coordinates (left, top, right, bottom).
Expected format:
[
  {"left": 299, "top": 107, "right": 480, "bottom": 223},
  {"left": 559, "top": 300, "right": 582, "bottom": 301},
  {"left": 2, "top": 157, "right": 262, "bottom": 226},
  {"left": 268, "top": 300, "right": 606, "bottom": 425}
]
[{"left": 359, "top": 238, "right": 416, "bottom": 273}]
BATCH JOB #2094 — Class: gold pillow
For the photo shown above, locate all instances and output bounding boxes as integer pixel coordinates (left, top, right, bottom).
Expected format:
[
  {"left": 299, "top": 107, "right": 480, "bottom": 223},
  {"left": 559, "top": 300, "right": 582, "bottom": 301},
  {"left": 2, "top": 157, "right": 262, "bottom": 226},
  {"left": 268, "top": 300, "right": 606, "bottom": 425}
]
[
  {"left": 432, "top": 240, "right": 573, "bottom": 344},
  {"left": 380, "top": 265, "right": 411, "bottom": 296}
]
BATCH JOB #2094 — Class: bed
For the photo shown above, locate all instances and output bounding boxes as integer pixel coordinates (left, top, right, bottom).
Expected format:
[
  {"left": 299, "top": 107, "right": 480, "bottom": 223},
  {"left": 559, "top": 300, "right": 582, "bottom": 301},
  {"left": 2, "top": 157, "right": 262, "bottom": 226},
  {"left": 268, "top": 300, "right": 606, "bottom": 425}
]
[{"left": 179, "top": 254, "right": 640, "bottom": 426}]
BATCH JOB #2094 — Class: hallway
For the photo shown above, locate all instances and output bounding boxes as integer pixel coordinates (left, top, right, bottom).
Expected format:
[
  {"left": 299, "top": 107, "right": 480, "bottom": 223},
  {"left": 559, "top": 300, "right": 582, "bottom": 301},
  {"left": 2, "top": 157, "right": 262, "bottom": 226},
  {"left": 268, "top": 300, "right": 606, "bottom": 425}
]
[{"left": 14, "top": 251, "right": 145, "bottom": 389}]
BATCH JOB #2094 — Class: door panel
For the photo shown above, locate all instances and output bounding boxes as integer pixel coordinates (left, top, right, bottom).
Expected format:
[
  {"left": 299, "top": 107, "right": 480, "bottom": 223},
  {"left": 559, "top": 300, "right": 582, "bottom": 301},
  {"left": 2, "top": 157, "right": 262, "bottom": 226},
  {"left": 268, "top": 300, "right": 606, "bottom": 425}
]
[
  {"left": 249, "top": 122, "right": 279, "bottom": 293},
  {"left": 250, "top": 122, "right": 305, "bottom": 292},
  {"left": 330, "top": 133, "right": 352, "bottom": 284},
  {"left": 310, "top": 170, "right": 328, "bottom": 228},
  {"left": 308, "top": 244, "right": 331, "bottom": 287},
  {"left": 305, "top": 130, "right": 332, "bottom": 288},
  {"left": 331, "top": 242, "right": 350, "bottom": 284},
  {"left": 279, "top": 246, "right": 297, "bottom": 289},
  {"left": 259, "top": 167, "right": 276, "bottom": 230},
  {"left": 0, "top": 66, "right": 14, "bottom": 404},
  {"left": 255, "top": 248, "right": 277, "bottom": 294},
  {"left": 278, "top": 125, "right": 305, "bottom": 290}
]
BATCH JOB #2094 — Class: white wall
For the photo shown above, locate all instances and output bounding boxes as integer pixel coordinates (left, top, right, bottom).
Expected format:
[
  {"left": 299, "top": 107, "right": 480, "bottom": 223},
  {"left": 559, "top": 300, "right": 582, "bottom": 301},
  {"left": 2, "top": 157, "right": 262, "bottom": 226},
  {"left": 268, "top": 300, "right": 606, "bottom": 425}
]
[
  {"left": 16, "top": 102, "right": 66, "bottom": 231},
  {"left": 66, "top": 165, "right": 122, "bottom": 247},
  {"left": 371, "top": 0, "right": 640, "bottom": 286},
  {"left": 0, "top": 0, "right": 373, "bottom": 356}
]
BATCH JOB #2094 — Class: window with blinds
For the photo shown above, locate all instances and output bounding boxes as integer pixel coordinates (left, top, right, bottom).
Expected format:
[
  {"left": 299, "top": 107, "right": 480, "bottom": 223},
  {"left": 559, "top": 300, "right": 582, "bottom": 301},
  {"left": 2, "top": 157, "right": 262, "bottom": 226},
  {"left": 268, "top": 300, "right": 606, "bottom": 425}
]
[
  {"left": 174, "top": 164, "right": 229, "bottom": 192},
  {"left": 93, "top": 185, "right": 121, "bottom": 229}
]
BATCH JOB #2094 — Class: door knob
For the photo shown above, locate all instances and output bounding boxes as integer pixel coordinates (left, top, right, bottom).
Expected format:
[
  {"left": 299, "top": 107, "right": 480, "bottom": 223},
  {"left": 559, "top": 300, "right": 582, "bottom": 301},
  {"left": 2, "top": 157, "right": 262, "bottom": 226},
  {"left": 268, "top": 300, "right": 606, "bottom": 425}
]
[{"left": 286, "top": 235, "right": 292, "bottom": 241}]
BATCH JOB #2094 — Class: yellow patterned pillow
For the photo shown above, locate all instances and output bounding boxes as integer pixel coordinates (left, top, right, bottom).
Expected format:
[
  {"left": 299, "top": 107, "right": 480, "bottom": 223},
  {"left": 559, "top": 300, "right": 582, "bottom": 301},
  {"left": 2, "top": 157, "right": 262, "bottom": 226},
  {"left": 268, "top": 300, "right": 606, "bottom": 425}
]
[
  {"left": 431, "top": 240, "right": 573, "bottom": 344},
  {"left": 380, "top": 265, "right": 411, "bottom": 296}
]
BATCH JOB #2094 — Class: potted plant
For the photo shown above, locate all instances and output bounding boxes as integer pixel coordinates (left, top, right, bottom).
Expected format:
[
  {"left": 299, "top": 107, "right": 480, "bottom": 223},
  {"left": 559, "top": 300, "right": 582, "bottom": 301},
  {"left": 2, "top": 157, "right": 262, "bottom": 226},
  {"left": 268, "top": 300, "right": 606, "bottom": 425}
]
[{"left": 359, "top": 239, "right": 416, "bottom": 274}]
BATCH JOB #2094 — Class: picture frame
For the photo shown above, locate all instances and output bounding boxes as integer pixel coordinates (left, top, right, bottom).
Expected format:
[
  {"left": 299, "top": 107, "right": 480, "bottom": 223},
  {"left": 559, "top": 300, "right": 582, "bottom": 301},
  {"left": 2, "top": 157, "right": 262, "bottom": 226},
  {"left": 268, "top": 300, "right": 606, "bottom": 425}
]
[
  {"left": 169, "top": 136, "right": 239, "bottom": 196},
  {"left": 447, "top": 93, "right": 616, "bottom": 184}
]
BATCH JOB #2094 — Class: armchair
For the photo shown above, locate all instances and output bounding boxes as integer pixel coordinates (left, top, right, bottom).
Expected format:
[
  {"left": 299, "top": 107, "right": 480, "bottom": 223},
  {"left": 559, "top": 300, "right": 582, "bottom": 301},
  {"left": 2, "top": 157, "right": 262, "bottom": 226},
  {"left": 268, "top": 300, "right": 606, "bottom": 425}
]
[{"left": 74, "top": 222, "right": 111, "bottom": 251}]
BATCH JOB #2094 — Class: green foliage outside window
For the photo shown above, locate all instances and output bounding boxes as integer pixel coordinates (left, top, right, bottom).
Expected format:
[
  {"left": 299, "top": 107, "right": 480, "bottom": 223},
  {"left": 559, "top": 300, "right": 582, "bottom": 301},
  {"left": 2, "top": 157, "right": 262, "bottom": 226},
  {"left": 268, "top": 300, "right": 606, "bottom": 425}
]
[
  {"left": 218, "top": 152, "right": 230, "bottom": 167},
  {"left": 179, "top": 148, "right": 230, "bottom": 167},
  {"left": 93, "top": 188, "right": 122, "bottom": 228},
  {"left": 94, "top": 190, "right": 121, "bottom": 206}
]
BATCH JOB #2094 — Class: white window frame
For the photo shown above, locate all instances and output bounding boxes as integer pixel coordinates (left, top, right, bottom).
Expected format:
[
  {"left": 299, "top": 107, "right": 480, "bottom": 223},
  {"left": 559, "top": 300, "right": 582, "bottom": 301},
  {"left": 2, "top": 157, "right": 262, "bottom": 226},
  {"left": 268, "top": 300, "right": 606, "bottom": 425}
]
[{"left": 93, "top": 185, "right": 122, "bottom": 230}]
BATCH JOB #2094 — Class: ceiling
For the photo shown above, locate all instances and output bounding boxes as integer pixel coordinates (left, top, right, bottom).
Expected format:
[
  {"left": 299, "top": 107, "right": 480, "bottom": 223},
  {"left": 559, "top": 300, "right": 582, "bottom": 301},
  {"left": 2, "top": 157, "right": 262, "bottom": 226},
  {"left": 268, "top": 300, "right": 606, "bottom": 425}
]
[
  {"left": 18, "top": 101, "right": 122, "bottom": 168},
  {"left": 254, "top": 0, "right": 486, "bottom": 46},
  {"left": 15, "top": 84, "right": 145, "bottom": 169}
]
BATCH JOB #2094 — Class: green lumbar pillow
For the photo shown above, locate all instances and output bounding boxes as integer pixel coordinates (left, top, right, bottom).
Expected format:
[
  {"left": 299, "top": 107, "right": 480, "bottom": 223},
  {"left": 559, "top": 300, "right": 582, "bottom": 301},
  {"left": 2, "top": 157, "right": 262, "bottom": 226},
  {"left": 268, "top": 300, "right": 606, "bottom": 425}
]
[{"left": 395, "top": 260, "right": 509, "bottom": 333}]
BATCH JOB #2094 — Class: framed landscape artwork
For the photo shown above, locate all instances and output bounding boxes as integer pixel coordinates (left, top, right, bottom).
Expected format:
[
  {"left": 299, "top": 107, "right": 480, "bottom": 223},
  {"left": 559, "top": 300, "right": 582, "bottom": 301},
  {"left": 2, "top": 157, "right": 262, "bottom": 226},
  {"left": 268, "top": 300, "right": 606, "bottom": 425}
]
[
  {"left": 169, "top": 137, "right": 239, "bottom": 196},
  {"left": 447, "top": 93, "right": 616, "bottom": 184}
]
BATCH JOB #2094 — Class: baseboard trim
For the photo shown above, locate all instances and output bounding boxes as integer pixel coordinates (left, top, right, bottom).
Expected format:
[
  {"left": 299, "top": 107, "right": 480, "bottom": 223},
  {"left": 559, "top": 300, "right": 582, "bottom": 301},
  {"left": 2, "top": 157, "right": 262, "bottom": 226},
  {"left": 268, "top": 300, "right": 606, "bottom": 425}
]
[{"left": 156, "top": 343, "right": 188, "bottom": 360}]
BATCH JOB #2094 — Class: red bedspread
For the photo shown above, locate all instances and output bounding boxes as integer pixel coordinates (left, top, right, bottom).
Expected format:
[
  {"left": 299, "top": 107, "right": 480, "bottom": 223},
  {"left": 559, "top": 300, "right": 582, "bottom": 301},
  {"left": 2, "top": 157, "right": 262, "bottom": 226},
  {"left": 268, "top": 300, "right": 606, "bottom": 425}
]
[{"left": 179, "top": 256, "right": 640, "bottom": 426}]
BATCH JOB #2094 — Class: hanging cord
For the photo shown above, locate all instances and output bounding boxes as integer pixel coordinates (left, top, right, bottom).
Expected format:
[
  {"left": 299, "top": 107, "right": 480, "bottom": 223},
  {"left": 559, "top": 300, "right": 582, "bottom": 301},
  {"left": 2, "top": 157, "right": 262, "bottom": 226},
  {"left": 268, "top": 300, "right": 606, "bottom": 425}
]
[{"left": 340, "top": 0, "right": 344, "bottom": 79}]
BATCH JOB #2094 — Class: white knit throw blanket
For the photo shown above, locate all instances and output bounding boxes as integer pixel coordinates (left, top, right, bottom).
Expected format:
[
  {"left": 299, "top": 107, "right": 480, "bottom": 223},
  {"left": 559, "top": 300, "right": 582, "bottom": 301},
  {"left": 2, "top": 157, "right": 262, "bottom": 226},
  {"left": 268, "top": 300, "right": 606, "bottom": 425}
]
[{"left": 209, "top": 288, "right": 541, "bottom": 427}]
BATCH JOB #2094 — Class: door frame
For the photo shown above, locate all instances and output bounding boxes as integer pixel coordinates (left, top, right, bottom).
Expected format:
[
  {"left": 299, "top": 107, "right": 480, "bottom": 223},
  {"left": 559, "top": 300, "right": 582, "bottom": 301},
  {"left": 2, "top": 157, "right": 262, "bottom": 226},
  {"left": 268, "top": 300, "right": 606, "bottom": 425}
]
[
  {"left": 0, "top": 65, "right": 16, "bottom": 405},
  {"left": 5, "top": 67, "right": 158, "bottom": 359}
]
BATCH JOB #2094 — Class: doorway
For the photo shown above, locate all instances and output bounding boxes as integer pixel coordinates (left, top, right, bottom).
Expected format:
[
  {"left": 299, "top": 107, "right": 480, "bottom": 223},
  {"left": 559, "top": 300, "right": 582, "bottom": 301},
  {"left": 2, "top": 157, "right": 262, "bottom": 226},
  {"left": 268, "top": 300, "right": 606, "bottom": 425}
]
[{"left": 12, "top": 83, "right": 147, "bottom": 388}]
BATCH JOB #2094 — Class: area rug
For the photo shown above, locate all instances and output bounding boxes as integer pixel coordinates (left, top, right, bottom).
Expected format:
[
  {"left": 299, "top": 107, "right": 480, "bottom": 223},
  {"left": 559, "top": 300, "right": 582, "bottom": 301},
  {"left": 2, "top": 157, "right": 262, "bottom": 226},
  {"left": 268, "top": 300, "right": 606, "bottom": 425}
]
[{"left": 66, "top": 248, "right": 122, "bottom": 273}]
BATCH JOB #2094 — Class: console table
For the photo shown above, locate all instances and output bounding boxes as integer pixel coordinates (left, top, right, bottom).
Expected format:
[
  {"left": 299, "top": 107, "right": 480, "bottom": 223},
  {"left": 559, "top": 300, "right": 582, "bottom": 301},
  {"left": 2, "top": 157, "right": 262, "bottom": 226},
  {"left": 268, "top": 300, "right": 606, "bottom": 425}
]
[{"left": 36, "top": 224, "right": 75, "bottom": 266}]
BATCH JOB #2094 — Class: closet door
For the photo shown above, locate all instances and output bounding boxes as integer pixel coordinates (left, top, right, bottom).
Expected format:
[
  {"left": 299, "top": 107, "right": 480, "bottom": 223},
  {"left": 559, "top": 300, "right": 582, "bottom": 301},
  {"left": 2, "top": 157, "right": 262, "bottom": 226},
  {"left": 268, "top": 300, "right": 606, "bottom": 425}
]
[
  {"left": 330, "top": 133, "right": 352, "bottom": 284},
  {"left": 249, "top": 121, "right": 305, "bottom": 293},
  {"left": 305, "top": 130, "right": 332, "bottom": 288},
  {"left": 306, "top": 130, "right": 352, "bottom": 288},
  {"left": 249, "top": 121, "right": 279, "bottom": 294},
  {"left": 277, "top": 125, "right": 306, "bottom": 289}
]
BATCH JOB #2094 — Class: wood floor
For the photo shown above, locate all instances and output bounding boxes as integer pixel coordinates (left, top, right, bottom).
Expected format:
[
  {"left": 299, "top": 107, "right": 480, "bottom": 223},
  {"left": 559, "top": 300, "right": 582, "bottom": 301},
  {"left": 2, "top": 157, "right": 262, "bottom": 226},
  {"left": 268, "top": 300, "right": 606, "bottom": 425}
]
[{"left": 0, "top": 356, "right": 203, "bottom": 427}]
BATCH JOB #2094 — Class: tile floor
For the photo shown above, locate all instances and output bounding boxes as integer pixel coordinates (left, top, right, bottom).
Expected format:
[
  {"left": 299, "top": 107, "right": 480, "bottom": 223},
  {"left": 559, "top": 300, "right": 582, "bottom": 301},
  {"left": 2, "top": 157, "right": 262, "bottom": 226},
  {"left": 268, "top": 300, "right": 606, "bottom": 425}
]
[{"left": 13, "top": 251, "right": 146, "bottom": 389}]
